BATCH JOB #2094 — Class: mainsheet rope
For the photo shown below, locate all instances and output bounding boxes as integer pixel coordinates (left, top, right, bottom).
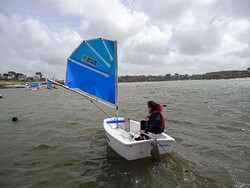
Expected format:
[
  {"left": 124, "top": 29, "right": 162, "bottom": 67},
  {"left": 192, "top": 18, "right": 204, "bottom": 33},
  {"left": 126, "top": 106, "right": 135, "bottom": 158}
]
[
  {"left": 48, "top": 79, "right": 115, "bottom": 118},
  {"left": 90, "top": 100, "right": 111, "bottom": 118}
]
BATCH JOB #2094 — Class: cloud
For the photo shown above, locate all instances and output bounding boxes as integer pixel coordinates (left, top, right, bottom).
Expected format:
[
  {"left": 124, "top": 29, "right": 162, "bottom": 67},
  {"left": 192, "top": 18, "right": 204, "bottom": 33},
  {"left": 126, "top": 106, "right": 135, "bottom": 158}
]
[
  {"left": 172, "top": 27, "right": 220, "bottom": 55},
  {"left": 136, "top": 0, "right": 192, "bottom": 24},
  {"left": 0, "top": 0, "right": 250, "bottom": 78},
  {"left": 0, "top": 10, "right": 82, "bottom": 77}
]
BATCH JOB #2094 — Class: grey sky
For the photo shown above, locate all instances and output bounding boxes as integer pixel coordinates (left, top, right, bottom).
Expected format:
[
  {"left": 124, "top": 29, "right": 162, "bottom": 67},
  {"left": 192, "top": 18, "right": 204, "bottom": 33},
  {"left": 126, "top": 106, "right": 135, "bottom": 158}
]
[{"left": 0, "top": 0, "right": 249, "bottom": 79}]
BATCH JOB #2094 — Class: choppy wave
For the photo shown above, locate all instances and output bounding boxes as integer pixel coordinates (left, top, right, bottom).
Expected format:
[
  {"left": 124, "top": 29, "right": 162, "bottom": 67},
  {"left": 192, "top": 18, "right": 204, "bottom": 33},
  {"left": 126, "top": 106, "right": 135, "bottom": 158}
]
[{"left": 0, "top": 79, "right": 249, "bottom": 187}]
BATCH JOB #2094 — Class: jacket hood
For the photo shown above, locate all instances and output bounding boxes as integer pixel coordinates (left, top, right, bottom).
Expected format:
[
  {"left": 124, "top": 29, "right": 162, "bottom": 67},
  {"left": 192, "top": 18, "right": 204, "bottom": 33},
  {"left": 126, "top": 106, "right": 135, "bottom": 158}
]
[{"left": 150, "top": 104, "right": 163, "bottom": 113}]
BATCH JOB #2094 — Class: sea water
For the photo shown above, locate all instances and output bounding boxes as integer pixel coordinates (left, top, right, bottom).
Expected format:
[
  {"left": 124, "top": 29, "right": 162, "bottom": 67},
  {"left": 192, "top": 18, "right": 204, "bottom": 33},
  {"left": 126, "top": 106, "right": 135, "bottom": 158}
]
[{"left": 0, "top": 79, "right": 249, "bottom": 187}]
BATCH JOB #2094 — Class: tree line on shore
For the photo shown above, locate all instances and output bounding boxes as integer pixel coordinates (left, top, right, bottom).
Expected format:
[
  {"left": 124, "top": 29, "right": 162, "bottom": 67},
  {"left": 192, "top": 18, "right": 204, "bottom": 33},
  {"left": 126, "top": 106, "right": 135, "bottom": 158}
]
[
  {"left": 118, "top": 69, "right": 250, "bottom": 82},
  {"left": 1, "top": 68, "right": 250, "bottom": 84}
]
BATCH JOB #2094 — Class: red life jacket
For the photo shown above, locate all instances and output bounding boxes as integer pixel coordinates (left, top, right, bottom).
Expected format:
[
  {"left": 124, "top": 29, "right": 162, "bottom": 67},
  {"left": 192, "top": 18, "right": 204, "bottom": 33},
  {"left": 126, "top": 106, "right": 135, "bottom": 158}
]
[{"left": 148, "top": 105, "right": 165, "bottom": 127}]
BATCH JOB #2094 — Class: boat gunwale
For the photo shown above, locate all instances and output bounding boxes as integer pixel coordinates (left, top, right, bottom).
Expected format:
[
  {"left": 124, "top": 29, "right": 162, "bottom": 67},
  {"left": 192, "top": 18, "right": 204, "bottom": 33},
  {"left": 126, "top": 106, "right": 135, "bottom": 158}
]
[{"left": 103, "top": 118, "right": 175, "bottom": 146}]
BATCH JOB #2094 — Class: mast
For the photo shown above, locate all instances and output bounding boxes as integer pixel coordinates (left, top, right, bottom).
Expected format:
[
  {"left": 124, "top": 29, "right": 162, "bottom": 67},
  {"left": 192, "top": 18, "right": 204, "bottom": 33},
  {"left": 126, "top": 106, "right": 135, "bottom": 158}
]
[{"left": 114, "top": 40, "right": 119, "bottom": 118}]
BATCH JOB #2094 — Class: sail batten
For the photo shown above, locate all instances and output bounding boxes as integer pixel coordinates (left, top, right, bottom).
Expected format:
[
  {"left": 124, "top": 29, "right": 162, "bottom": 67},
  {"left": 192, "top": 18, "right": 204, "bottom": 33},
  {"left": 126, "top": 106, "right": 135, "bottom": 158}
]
[
  {"left": 102, "top": 39, "right": 114, "bottom": 61},
  {"left": 65, "top": 38, "right": 117, "bottom": 108},
  {"left": 68, "top": 58, "right": 110, "bottom": 78},
  {"left": 86, "top": 41, "right": 111, "bottom": 68}
]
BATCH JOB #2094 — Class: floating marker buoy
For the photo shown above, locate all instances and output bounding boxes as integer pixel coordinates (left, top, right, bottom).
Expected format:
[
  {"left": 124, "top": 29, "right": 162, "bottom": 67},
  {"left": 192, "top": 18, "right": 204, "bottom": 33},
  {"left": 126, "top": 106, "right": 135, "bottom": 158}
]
[{"left": 12, "top": 117, "right": 18, "bottom": 122}]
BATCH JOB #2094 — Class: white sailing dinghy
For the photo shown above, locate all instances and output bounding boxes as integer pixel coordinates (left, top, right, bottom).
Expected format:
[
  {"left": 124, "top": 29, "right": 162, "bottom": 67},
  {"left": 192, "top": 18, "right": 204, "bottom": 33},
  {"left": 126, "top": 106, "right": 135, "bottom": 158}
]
[{"left": 55, "top": 38, "right": 175, "bottom": 161}]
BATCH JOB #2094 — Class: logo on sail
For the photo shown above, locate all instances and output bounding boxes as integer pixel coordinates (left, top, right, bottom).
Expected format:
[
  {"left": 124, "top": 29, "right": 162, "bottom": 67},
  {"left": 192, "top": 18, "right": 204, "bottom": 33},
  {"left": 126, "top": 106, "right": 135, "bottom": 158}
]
[{"left": 82, "top": 55, "right": 97, "bottom": 66}]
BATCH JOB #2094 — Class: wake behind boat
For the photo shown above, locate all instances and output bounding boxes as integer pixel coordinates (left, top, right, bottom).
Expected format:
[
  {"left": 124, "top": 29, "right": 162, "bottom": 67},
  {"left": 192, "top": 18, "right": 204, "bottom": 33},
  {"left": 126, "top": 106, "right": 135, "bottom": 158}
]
[{"left": 52, "top": 38, "right": 175, "bottom": 161}]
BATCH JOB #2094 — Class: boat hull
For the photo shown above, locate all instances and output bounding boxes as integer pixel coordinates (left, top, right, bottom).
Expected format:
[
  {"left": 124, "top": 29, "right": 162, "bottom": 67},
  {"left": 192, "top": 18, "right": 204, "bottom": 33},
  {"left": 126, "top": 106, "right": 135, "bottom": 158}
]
[{"left": 103, "top": 117, "right": 175, "bottom": 160}]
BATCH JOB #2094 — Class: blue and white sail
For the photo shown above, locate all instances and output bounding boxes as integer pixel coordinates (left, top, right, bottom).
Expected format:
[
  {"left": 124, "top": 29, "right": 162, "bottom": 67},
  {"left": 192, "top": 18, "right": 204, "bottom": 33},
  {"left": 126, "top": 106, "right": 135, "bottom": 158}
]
[
  {"left": 25, "top": 82, "right": 42, "bottom": 90},
  {"left": 47, "top": 81, "right": 53, "bottom": 89},
  {"left": 65, "top": 38, "right": 117, "bottom": 108}
]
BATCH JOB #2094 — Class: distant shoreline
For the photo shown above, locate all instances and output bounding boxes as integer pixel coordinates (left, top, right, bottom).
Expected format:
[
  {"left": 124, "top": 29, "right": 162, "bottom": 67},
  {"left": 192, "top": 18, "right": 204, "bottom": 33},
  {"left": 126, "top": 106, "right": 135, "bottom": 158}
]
[
  {"left": 118, "top": 70, "right": 250, "bottom": 82},
  {"left": 0, "top": 84, "right": 25, "bottom": 89},
  {"left": 1, "top": 77, "right": 250, "bottom": 89},
  {"left": 0, "top": 81, "right": 42, "bottom": 89}
]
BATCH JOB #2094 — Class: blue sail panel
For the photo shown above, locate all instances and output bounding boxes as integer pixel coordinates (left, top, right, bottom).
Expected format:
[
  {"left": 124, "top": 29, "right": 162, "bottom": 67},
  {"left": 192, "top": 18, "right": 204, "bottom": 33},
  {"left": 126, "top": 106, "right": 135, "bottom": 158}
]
[
  {"left": 47, "top": 81, "right": 53, "bottom": 88},
  {"left": 65, "top": 38, "right": 117, "bottom": 106}
]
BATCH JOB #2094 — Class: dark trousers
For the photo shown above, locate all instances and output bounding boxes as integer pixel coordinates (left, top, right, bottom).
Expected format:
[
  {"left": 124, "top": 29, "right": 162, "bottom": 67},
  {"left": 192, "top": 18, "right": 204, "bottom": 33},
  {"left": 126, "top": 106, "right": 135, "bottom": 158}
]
[
  {"left": 140, "top": 120, "right": 148, "bottom": 130},
  {"left": 149, "top": 126, "right": 165, "bottom": 134},
  {"left": 140, "top": 120, "right": 165, "bottom": 139}
]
